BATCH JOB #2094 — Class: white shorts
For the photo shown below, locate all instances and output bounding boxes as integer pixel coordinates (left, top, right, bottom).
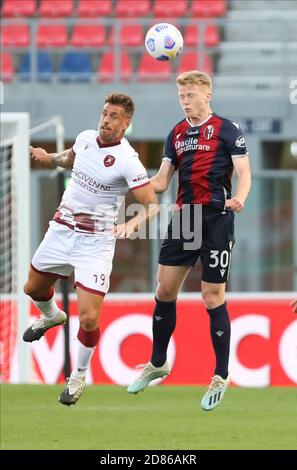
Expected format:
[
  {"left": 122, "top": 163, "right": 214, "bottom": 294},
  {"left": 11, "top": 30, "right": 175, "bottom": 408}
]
[{"left": 31, "top": 221, "right": 116, "bottom": 296}]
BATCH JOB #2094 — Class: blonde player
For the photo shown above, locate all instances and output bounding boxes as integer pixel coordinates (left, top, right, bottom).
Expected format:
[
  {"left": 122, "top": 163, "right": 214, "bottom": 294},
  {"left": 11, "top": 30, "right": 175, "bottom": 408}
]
[{"left": 23, "top": 93, "right": 158, "bottom": 406}]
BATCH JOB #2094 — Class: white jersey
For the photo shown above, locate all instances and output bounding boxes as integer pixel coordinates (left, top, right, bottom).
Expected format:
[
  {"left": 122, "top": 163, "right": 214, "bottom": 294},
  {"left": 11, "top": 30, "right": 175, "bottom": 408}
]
[{"left": 53, "top": 130, "right": 149, "bottom": 234}]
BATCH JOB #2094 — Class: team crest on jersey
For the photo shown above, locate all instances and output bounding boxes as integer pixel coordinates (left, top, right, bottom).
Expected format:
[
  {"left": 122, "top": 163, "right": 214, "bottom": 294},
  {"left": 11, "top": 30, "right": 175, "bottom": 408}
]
[
  {"left": 104, "top": 155, "right": 115, "bottom": 167},
  {"left": 235, "top": 135, "right": 246, "bottom": 148},
  {"left": 204, "top": 125, "right": 214, "bottom": 140}
]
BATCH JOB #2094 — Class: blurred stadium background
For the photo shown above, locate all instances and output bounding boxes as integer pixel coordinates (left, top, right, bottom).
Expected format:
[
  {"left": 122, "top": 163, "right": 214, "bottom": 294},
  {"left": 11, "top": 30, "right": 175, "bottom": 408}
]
[{"left": 1, "top": 0, "right": 297, "bottom": 450}]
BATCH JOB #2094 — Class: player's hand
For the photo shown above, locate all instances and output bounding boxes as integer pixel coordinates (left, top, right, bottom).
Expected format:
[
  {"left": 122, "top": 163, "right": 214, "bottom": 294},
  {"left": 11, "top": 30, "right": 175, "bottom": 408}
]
[
  {"left": 29, "top": 146, "right": 50, "bottom": 164},
  {"left": 226, "top": 197, "right": 244, "bottom": 213},
  {"left": 114, "top": 222, "right": 137, "bottom": 239},
  {"left": 290, "top": 298, "right": 297, "bottom": 314}
]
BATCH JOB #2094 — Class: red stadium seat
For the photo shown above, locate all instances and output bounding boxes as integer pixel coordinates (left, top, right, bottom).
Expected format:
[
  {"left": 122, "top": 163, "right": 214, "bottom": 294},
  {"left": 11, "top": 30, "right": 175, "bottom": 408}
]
[
  {"left": 1, "top": 52, "right": 14, "bottom": 83},
  {"left": 108, "top": 25, "right": 143, "bottom": 47},
  {"left": 71, "top": 24, "right": 105, "bottom": 47},
  {"left": 191, "top": 0, "right": 226, "bottom": 18},
  {"left": 97, "top": 52, "right": 133, "bottom": 82},
  {"left": 2, "top": 0, "right": 36, "bottom": 17},
  {"left": 115, "top": 0, "right": 151, "bottom": 18},
  {"left": 1, "top": 23, "right": 30, "bottom": 47},
  {"left": 137, "top": 53, "right": 172, "bottom": 82},
  {"left": 177, "top": 51, "right": 213, "bottom": 75},
  {"left": 37, "top": 24, "right": 68, "bottom": 47},
  {"left": 39, "top": 0, "right": 74, "bottom": 18},
  {"left": 77, "top": 0, "right": 112, "bottom": 17},
  {"left": 152, "top": 0, "right": 188, "bottom": 18},
  {"left": 184, "top": 24, "right": 220, "bottom": 47}
]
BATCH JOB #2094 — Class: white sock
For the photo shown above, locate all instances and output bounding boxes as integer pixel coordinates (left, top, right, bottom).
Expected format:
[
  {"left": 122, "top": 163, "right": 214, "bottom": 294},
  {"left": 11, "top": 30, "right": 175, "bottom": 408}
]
[
  {"left": 33, "top": 295, "right": 60, "bottom": 320},
  {"left": 72, "top": 341, "right": 95, "bottom": 379}
]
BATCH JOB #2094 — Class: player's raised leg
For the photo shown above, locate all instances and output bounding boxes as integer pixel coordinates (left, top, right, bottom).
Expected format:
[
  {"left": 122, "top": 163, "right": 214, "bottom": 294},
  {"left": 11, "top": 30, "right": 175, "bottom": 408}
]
[
  {"left": 200, "top": 281, "right": 231, "bottom": 411},
  {"left": 59, "top": 285, "right": 104, "bottom": 406},
  {"left": 23, "top": 267, "right": 67, "bottom": 342},
  {"left": 127, "top": 264, "right": 190, "bottom": 394}
]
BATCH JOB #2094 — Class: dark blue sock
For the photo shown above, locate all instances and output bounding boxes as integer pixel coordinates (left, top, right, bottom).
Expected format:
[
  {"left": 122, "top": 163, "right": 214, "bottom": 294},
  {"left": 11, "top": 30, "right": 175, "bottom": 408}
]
[
  {"left": 151, "top": 297, "right": 176, "bottom": 367},
  {"left": 207, "top": 302, "right": 230, "bottom": 379}
]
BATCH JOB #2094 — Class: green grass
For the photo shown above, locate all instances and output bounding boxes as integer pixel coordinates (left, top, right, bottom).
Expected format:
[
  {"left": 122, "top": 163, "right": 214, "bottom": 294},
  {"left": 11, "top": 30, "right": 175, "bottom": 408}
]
[{"left": 1, "top": 384, "right": 297, "bottom": 450}]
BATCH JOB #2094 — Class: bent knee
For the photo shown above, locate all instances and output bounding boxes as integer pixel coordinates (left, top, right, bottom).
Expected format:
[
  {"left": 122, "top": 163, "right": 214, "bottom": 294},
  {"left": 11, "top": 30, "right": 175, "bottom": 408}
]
[
  {"left": 23, "top": 282, "right": 40, "bottom": 298},
  {"left": 156, "top": 284, "right": 177, "bottom": 302}
]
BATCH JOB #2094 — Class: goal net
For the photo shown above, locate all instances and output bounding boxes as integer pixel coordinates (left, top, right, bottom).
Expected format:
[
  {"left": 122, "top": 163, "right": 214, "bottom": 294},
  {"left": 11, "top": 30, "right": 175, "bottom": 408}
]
[{"left": 0, "top": 113, "right": 30, "bottom": 383}]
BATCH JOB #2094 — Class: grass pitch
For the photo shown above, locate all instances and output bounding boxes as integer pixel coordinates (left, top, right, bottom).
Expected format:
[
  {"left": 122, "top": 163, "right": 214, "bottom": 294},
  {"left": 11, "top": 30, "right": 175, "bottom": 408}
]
[{"left": 1, "top": 384, "right": 296, "bottom": 450}]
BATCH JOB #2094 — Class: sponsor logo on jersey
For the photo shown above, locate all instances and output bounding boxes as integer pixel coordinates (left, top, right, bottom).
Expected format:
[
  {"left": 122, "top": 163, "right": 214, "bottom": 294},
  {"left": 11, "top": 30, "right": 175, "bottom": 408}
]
[
  {"left": 232, "top": 121, "right": 240, "bottom": 130},
  {"left": 204, "top": 125, "right": 214, "bottom": 140},
  {"left": 175, "top": 137, "right": 210, "bottom": 155},
  {"left": 72, "top": 169, "right": 111, "bottom": 192},
  {"left": 186, "top": 128, "right": 199, "bottom": 136},
  {"left": 133, "top": 174, "right": 147, "bottom": 183},
  {"left": 104, "top": 155, "right": 115, "bottom": 167},
  {"left": 84, "top": 144, "right": 89, "bottom": 150},
  {"left": 235, "top": 135, "right": 246, "bottom": 148}
]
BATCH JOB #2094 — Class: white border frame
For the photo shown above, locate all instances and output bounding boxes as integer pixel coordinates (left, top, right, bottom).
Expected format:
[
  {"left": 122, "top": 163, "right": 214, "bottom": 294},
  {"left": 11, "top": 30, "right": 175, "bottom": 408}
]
[{"left": 1, "top": 113, "right": 30, "bottom": 383}]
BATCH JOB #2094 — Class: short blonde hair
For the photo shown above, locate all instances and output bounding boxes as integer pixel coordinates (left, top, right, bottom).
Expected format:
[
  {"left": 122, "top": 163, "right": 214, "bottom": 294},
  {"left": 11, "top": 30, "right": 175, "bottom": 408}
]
[{"left": 176, "top": 71, "right": 212, "bottom": 90}]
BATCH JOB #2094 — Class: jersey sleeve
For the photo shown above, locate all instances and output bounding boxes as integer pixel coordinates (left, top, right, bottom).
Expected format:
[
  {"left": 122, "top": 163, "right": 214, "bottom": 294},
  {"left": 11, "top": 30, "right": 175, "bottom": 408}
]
[
  {"left": 72, "top": 130, "right": 94, "bottom": 154},
  {"left": 72, "top": 131, "right": 83, "bottom": 154},
  {"left": 123, "top": 153, "right": 150, "bottom": 190},
  {"left": 162, "top": 129, "right": 178, "bottom": 169},
  {"left": 223, "top": 121, "right": 249, "bottom": 159}
]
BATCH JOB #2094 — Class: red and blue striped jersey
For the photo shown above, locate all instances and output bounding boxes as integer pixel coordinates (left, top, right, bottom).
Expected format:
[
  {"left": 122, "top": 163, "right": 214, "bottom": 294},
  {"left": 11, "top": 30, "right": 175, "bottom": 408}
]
[{"left": 163, "top": 113, "right": 248, "bottom": 209}]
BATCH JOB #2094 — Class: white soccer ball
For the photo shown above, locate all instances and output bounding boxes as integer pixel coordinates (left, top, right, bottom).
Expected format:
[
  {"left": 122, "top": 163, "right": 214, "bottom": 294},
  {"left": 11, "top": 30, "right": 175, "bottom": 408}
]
[{"left": 145, "top": 23, "right": 183, "bottom": 61}]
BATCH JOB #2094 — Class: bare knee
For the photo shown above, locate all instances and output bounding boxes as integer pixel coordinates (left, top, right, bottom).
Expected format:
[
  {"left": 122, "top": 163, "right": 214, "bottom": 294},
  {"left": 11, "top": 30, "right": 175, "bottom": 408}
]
[
  {"left": 23, "top": 281, "right": 47, "bottom": 299},
  {"left": 79, "top": 308, "right": 99, "bottom": 331},
  {"left": 202, "top": 289, "right": 225, "bottom": 310},
  {"left": 156, "top": 283, "right": 177, "bottom": 302}
]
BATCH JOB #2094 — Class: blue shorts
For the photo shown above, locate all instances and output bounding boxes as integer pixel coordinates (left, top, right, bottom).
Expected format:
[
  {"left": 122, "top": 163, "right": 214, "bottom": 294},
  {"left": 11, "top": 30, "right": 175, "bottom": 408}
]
[{"left": 158, "top": 205, "right": 235, "bottom": 283}]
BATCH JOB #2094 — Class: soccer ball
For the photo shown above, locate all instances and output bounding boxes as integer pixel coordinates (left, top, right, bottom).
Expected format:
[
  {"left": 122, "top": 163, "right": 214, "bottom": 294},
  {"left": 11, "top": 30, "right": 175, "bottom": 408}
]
[{"left": 145, "top": 23, "right": 183, "bottom": 61}]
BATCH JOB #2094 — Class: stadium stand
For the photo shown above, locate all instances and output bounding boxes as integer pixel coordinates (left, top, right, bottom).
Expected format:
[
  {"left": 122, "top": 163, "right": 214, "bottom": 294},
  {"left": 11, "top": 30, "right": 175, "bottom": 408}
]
[
  {"left": 191, "top": 0, "right": 227, "bottom": 17},
  {"left": 1, "top": 52, "right": 14, "bottom": 83},
  {"left": 20, "top": 51, "right": 52, "bottom": 81},
  {"left": 177, "top": 51, "right": 213, "bottom": 75},
  {"left": 2, "top": 22, "right": 30, "bottom": 47},
  {"left": 59, "top": 52, "right": 92, "bottom": 81},
  {"left": 184, "top": 23, "right": 220, "bottom": 48},
  {"left": 2, "top": 0, "right": 296, "bottom": 85},
  {"left": 137, "top": 53, "right": 172, "bottom": 82},
  {"left": 2, "top": 0, "right": 36, "bottom": 18},
  {"left": 114, "top": 0, "right": 151, "bottom": 18},
  {"left": 37, "top": 23, "right": 68, "bottom": 47},
  {"left": 39, "top": 0, "right": 74, "bottom": 18},
  {"left": 97, "top": 51, "right": 133, "bottom": 82},
  {"left": 71, "top": 24, "right": 106, "bottom": 47},
  {"left": 152, "top": 0, "right": 188, "bottom": 19},
  {"left": 108, "top": 24, "right": 143, "bottom": 47},
  {"left": 77, "top": 0, "right": 112, "bottom": 18}
]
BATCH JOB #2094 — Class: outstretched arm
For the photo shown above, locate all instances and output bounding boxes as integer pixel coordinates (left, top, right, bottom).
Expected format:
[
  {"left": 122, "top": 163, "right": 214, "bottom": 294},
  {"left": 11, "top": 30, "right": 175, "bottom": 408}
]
[
  {"left": 150, "top": 160, "right": 175, "bottom": 193},
  {"left": 115, "top": 183, "right": 159, "bottom": 238},
  {"left": 29, "top": 146, "right": 76, "bottom": 169}
]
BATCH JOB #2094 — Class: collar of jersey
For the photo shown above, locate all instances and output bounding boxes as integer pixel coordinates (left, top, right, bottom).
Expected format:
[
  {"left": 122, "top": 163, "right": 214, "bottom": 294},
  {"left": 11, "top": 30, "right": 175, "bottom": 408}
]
[
  {"left": 96, "top": 136, "right": 121, "bottom": 148},
  {"left": 186, "top": 113, "right": 213, "bottom": 128}
]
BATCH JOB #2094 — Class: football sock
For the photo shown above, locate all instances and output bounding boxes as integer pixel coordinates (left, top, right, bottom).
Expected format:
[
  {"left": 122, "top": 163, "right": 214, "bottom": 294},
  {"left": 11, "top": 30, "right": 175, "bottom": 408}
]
[
  {"left": 206, "top": 302, "right": 230, "bottom": 380},
  {"left": 32, "top": 288, "right": 60, "bottom": 320},
  {"left": 73, "top": 327, "right": 100, "bottom": 378},
  {"left": 151, "top": 297, "right": 176, "bottom": 367}
]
